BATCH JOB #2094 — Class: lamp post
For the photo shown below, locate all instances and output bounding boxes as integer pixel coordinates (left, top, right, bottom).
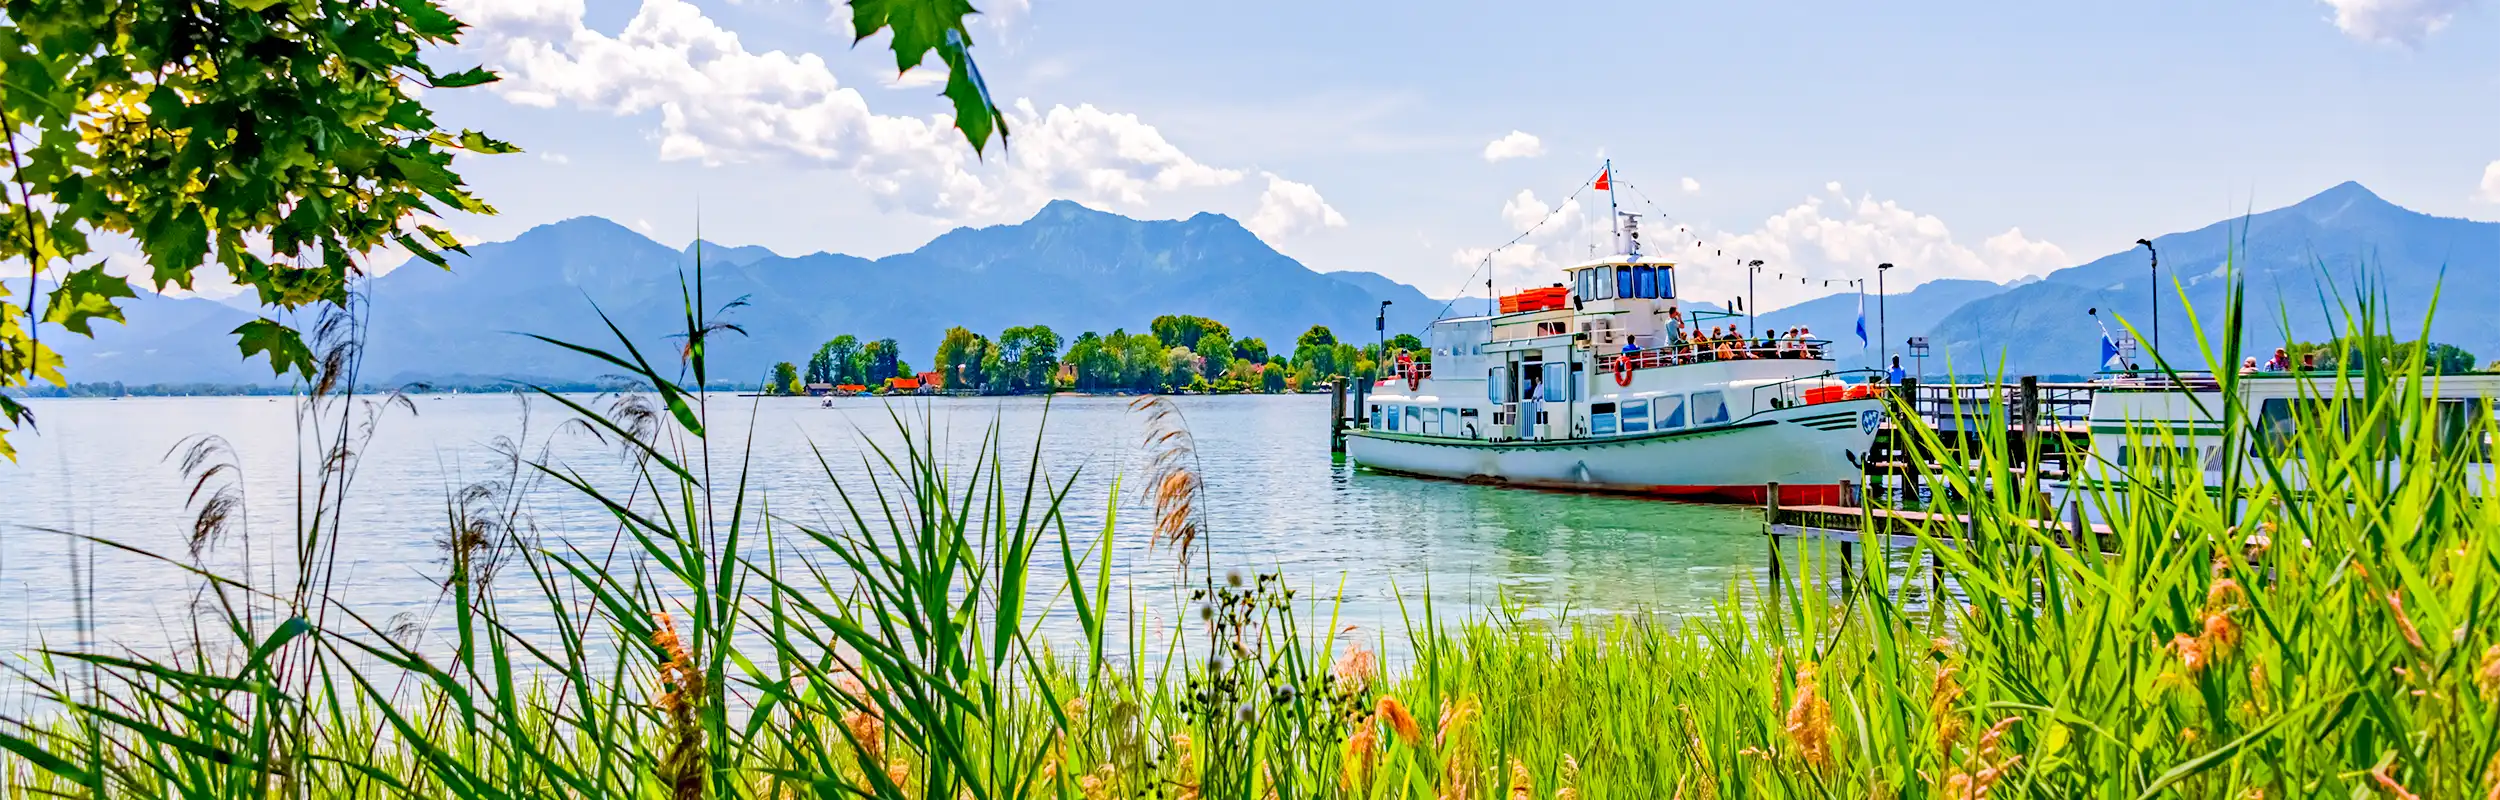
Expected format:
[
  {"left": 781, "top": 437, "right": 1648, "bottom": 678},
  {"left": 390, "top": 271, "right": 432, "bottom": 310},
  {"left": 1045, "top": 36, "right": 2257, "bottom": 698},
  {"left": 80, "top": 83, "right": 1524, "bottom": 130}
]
[
  {"left": 2135, "top": 239, "right": 2158, "bottom": 358},
  {"left": 1877, "top": 262, "right": 1894, "bottom": 370},
  {"left": 1376, "top": 300, "right": 1392, "bottom": 381}
]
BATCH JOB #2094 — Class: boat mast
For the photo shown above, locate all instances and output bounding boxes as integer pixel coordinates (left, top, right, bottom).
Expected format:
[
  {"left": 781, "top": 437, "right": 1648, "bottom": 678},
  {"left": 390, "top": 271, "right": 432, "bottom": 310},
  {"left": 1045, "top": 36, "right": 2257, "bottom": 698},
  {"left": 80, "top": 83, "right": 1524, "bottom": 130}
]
[{"left": 1605, "top": 158, "right": 1620, "bottom": 255}]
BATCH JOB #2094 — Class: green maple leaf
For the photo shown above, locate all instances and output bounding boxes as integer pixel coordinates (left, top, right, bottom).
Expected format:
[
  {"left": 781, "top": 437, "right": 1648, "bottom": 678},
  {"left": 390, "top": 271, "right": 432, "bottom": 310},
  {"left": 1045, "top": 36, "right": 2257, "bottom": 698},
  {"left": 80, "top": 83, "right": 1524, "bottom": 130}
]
[
  {"left": 40, "top": 264, "right": 136, "bottom": 335},
  {"left": 850, "top": 0, "right": 1006, "bottom": 155},
  {"left": 233, "top": 318, "right": 319, "bottom": 379}
]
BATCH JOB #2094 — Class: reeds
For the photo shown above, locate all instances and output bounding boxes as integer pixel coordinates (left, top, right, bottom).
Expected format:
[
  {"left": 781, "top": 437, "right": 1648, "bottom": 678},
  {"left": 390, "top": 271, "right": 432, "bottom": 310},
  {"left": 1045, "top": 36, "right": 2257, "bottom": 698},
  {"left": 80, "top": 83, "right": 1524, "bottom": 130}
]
[{"left": 5, "top": 263, "right": 2497, "bottom": 798}]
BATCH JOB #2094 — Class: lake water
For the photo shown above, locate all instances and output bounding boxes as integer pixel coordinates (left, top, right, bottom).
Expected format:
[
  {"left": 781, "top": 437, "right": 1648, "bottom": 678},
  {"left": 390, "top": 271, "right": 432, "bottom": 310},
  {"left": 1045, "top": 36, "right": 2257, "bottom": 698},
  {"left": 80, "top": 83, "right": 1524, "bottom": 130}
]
[{"left": 2, "top": 393, "right": 1774, "bottom": 666}]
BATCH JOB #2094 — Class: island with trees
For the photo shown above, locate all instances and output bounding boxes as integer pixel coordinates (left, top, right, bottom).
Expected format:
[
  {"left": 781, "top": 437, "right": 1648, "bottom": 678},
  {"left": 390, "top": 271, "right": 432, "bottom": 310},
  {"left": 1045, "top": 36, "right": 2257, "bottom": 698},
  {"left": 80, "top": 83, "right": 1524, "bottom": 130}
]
[{"left": 757, "top": 314, "right": 1432, "bottom": 396}]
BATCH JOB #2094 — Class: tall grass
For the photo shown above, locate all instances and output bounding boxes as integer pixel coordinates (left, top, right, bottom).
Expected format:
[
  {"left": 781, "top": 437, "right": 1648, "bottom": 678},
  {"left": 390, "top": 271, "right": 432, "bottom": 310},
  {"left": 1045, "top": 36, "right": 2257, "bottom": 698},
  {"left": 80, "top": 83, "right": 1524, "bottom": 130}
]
[{"left": 4, "top": 265, "right": 2497, "bottom": 798}]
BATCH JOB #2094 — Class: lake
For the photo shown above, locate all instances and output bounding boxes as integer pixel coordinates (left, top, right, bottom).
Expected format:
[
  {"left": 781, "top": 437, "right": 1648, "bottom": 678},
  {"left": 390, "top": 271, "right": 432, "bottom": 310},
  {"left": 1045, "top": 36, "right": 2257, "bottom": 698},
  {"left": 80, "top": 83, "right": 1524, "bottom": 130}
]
[{"left": 1, "top": 393, "right": 1774, "bottom": 666}]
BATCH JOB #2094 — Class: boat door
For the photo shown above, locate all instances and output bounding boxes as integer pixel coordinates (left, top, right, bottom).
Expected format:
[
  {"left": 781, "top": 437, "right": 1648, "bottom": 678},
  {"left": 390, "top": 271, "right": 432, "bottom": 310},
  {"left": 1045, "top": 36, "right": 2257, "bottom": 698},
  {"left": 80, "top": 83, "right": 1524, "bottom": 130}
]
[{"left": 1518, "top": 361, "right": 1541, "bottom": 439}]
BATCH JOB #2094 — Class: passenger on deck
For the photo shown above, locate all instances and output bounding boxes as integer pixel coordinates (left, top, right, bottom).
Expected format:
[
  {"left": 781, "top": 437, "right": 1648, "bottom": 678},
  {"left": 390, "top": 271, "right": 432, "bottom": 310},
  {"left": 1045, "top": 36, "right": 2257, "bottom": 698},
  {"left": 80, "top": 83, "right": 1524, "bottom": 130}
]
[
  {"left": 2300, "top": 352, "right": 2317, "bottom": 371},
  {"left": 2264, "top": 347, "right": 2290, "bottom": 372},
  {"left": 2240, "top": 357, "right": 2259, "bottom": 375}
]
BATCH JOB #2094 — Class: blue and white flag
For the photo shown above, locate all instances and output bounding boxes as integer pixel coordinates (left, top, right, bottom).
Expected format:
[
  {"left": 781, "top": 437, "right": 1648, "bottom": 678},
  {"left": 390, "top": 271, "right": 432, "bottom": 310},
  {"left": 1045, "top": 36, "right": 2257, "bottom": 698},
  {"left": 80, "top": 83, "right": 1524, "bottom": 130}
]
[
  {"left": 1854, "top": 290, "right": 1868, "bottom": 347},
  {"left": 2100, "top": 334, "right": 2121, "bottom": 369}
]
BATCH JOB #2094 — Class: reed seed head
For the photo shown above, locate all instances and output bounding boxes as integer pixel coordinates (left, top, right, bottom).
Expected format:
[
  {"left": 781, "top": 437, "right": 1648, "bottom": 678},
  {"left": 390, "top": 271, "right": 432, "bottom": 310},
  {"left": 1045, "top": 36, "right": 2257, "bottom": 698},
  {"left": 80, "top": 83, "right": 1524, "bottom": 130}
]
[
  {"left": 1783, "top": 661, "right": 1834, "bottom": 770},
  {"left": 1378, "top": 696, "right": 1423, "bottom": 745}
]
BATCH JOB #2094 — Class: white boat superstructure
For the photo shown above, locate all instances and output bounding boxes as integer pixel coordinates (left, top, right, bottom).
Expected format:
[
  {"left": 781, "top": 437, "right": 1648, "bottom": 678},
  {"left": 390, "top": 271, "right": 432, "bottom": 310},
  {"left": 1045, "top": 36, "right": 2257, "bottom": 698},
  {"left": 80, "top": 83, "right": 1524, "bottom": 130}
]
[
  {"left": 1346, "top": 210, "right": 1885, "bottom": 504},
  {"left": 2068, "top": 371, "right": 2499, "bottom": 498}
]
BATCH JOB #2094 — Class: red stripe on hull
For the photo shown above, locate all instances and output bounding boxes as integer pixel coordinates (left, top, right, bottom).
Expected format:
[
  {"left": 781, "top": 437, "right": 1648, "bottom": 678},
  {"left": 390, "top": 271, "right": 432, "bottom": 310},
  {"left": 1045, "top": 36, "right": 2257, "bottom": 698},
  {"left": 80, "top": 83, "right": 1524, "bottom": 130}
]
[{"left": 1639, "top": 483, "right": 1843, "bottom": 506}]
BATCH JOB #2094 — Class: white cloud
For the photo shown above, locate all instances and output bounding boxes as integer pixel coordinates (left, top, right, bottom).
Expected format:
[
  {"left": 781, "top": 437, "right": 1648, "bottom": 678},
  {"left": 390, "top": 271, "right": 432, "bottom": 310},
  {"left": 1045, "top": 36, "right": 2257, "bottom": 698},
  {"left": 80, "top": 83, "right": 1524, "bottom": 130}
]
[
  {"left": 1244, "top": 173, "right": 1347, "bottom": 241},
  {"left": 1481, "top": 130, "right": 1545, "bottom": 162},
  {"left": 443, "top": 0, "right": 1251, "bottom": 222},
  {"left": 2318, "top": 0, "right": 2472, "bottom": 45},
  {"left": 880, "top": 65, "right": 949, "bottom": 89},
  {"left": 1689, "top": 182, "right": 2070, "bottom": 309},
  {"left": 1680, "top": 176, "right": 1702, "bottom": 194},
  {"left": 2476, "top": 160, "right": 2500, "bottom": 203},
  {"left": 539, "top": 151, "right": 570, "bottom": 164}
]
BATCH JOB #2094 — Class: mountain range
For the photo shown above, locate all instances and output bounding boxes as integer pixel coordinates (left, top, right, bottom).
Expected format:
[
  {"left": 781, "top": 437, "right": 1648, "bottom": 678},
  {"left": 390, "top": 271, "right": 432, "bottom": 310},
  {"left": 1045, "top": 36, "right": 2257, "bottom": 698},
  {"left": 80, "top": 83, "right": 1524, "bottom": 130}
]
[{"left": 20, "top": 181, "right": 2497, "bottom": 387}]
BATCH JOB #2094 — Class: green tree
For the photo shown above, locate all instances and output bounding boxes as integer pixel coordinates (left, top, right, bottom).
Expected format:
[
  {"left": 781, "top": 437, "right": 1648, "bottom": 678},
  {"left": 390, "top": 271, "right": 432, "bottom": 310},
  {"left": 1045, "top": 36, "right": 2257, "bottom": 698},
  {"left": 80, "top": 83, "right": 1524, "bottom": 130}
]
[
  {"left": 769, "top": 361, "right": 801, "bottom": 395},
  {"left": 1164, "top": 347, "right": 1200, "bottom": 392},
  {"left": 1233, "top": 337, "right": 1270, "bottom": 365},
  {"left": 935, "top": 326, "right": 989, "bottom": 391},
  {"left": 1196, "top": 331, "right": 1233, "bottom": 379},
  {"left": 1263, "top": 357, "right": 1290, "bottom": 393},
  {"left": 1331, "top": 342, "right": 1364, "bottom": 380},
  {"left": 1116, "top": 330, "right": 1165, "bottom": 392},
  {"left": 1296, "top": 325, "right": 1338, "bottom": 352},
  {"left": 808, "top": 335, "right": 858, "bottom": 384},
  {"left": 871, "top": 338, "right": 903, "bottom": 382},
  {"left": 998, "top": 325, "right": 1062, "bottom": 393},
  {"left": 1065, "top": 332, "right": 1114, "bottom": 391},
  {"left": 1151, "top": 315, "right": 1230, "bottom": 349}
]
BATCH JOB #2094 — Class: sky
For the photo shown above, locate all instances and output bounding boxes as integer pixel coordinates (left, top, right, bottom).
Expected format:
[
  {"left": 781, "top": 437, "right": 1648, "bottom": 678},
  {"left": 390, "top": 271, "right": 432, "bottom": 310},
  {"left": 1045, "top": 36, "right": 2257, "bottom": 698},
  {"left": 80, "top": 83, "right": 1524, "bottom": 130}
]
[{"left": 306, "top": 0, "right": 2500, "bottom": 313}]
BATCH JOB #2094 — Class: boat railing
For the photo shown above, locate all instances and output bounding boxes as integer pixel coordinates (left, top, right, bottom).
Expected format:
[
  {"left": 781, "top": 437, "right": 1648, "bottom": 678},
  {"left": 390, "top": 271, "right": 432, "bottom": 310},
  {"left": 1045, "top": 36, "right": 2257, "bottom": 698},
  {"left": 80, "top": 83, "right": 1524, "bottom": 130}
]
[
  {"left": 2092, "top": 369, "right": 2222, "bottom": 391},
  {"left": 1901, "top": 380, "right": 2097, "bottom": 431},
  {"left": 1599, "top": 338, "right": 1836, "bottom": 374},
  {"left": 1751, "top": 368, "right": 1884, "bottom": 411},
  {"left": 1378, "top": 360, "right": 1434, "bottom": 385}
]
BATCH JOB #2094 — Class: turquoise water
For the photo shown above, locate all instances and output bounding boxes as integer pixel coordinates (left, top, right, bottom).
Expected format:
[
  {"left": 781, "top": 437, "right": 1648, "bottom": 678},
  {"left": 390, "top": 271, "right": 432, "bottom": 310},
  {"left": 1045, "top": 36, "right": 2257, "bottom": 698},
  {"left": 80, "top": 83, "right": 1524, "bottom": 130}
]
[{"left": 2, "top": 393, "right": 1773, "bottom": 662}]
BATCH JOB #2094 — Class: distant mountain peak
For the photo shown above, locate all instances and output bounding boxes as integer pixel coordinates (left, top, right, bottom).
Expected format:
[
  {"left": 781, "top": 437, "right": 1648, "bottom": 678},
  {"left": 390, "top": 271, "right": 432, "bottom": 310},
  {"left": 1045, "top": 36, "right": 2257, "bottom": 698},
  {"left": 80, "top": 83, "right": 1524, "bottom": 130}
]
[
  {"left": 2290, "top": 180, "right": 2397, "bottom": 220},
  {"left": 1030, "top": 199, "right": 1114, "bottom": 223}
]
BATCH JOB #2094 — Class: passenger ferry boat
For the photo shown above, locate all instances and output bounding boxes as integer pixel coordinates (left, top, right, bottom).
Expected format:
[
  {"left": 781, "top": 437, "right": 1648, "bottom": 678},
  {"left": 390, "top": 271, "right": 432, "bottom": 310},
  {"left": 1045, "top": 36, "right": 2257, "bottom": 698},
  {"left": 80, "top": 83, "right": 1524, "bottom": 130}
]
[
  {"left": 2069, "top": 369, "right": 2498, "bottom": 497},
  {"left": 1345, "top": 186, "right": 1884, "bottom": 505}
]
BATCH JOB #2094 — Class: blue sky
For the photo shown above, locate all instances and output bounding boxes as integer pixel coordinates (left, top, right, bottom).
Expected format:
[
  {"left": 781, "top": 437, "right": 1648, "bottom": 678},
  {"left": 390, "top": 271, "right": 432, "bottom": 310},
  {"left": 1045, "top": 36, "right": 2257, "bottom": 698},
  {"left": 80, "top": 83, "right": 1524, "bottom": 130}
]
[{"left": 400, "top": 0, "right": 2497, "bottom": 313}]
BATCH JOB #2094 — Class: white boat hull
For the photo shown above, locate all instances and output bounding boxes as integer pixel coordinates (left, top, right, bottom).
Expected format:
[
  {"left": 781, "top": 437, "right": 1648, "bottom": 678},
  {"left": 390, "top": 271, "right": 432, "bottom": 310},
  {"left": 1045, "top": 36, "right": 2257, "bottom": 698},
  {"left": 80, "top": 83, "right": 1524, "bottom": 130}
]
[{"left": 1346, "top": 398, "right": 1883, "bottom": 505}]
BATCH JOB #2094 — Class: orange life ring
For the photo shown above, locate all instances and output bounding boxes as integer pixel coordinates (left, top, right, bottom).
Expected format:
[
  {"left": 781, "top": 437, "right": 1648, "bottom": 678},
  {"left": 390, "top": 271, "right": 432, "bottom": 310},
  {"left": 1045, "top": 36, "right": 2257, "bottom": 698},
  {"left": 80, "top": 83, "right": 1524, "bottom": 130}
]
[{"left": 1613, "top": 354, "right": 1634, "bottom": 386}]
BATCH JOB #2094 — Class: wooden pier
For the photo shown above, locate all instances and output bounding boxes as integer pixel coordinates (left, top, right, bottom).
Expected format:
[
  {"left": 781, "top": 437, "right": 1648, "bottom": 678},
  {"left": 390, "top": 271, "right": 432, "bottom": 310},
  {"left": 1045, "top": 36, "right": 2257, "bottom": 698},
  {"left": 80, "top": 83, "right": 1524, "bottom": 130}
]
[{"left": 1863, "top": 376, "right": 2096, "bottom": 504}]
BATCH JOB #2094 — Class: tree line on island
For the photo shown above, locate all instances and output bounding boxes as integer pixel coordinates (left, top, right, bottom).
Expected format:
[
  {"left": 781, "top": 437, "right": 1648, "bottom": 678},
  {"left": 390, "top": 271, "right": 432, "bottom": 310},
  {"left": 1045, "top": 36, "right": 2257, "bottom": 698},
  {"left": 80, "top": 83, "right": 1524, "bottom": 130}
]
[{"left": 761, "top": 314, "right": 1430, "bottom": 395}]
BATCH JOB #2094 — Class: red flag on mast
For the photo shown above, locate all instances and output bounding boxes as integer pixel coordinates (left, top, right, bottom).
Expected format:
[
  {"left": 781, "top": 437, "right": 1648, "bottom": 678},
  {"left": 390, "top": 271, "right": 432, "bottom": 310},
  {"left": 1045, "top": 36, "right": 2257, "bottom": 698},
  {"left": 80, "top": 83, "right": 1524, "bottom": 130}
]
[{"left": 1592, "top": 169, "right": 1611, "bottom": 191}]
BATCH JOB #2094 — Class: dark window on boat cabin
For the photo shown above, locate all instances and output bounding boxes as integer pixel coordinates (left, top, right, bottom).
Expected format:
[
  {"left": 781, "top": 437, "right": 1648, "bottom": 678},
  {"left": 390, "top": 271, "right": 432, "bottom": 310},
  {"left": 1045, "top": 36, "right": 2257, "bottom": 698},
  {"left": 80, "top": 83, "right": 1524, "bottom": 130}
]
[
  {"left": 1655, "top": 394, "right": 1687, "bottom": 429},
  {"left": 1369, "top": 404, "right": 1381, "bottom": 429},
  {"left": 1634, "top": 266, "right": 1658, "bottom": 299},
  {"left": 1622, "top": 399, "right": 1651, "bottom": 433},
  {"left": 2437, "top": 399, "right": 2493, "bottom": 463},
  {"left": 1543, "top": 363, "right": 1568, "bottom": 402},
  {"left": 2116, "top": 445, "right": 2199, "bottom": 470},
  {"left": 1592, "top": 402, "right": 1619, "bottom": 436},
  {"left": 1616, "top": 267, "right": 1634, "bottom": 299},
  {"left": 2253, "top": 398, "right": 2329, "bottom": 457},
  {"left": 1569, "top": 363, "right": 1585, "bottom": 401},
  {"left": 1385, "top": 405, "right": 1400, "bottom": 432},
  {"left": 1692, "top": 391, "right": 1729, "bottom": 425},
  {"left": 1407, "top": 405, "right": 1423, "bottom": 434}
]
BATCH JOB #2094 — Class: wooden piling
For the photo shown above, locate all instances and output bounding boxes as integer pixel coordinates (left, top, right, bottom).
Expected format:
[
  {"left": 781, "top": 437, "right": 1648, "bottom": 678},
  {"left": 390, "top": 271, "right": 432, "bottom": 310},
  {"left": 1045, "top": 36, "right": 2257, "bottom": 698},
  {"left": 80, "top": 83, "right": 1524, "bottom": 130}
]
[{"left": 1329, "top": 381, "right": 1347, "bottom": 453}]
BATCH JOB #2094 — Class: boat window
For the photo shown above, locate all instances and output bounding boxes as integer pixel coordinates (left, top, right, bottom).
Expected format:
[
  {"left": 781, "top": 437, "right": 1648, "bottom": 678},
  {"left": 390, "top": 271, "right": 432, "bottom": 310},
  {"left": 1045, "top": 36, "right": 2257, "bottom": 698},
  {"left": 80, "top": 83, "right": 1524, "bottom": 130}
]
[
  {"left": 1692, "top": 391, "right": 1729, "bottom": 425},
  {"left": 1634, "top": 266, "right": 1657, "bottom": 299},
  {"left": 1543, "top": 363, "right": 1568, "bottom": 403},
  {"left": 1661, "top": 266, "right": 1677, "bottom": 299},
  {"left": 2253, "top": 398, "right": 2336, "bottom": 457},
  {"left": 1406, "top": 405, "right": 1424, "bottom": 434},
  {"left": 1569, "top": 362, "right": 1585, "bottom": 401},
  {"left": 1575, "top": 269, "right": 1594, "bottom": 303},
  {"left": 1487, "top": 369, "right": 1507, "bottom": 403},
  {"left": 1386, "top": 405, "right": 1401, "bottom": 432},
  {"left": 1616, "top": 267, "right": 1635, "bottom": 299},
  {"left": 1621, "top": 399, "right": 1650, "bottom": 433},
  {"left": 1595, "top": 267, "right": 1614, "bottom": 300},
  {"left": 1592, "top": 402, "right": 1618, "bottom": 436},
  {"left": 1655, "top": 394, "right": 1687, "bottom": 429},
  {"left": 1370, "top": 404, "right": 1381, "bottom": 430},
  {"left": 2436, "top": 399, "right": 2492, "bottom": 463},
  {"left": 2117, "top": 445, "right": 2199, "bottom": 470}
]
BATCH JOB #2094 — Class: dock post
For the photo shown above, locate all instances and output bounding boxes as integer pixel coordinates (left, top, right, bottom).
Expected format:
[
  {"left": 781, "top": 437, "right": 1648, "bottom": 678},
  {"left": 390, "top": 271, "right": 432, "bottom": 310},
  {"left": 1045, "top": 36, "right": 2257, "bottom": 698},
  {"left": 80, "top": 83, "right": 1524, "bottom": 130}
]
[
  {"left": 1763, "top": 482, "right": 1784, "bottom": 605},
  {"left": 2019, "top": 375, "right": 2041, "bottom": 515},
  {"left": 1330, "top": 381, "right": 1348, "bottom": 453}
]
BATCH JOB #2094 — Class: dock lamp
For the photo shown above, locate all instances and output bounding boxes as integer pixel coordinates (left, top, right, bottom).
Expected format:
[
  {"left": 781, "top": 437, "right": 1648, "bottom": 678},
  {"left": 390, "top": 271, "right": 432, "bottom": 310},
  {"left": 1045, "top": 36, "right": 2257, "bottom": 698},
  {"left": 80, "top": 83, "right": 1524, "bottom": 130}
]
[
  {"left": 1376, "top": 300, "right": 1392, "bottom": 380},
  {"left": 1877, "top": 262, "right": 1894, "bottom": 370},
  {"left": 2135, "top": 238, "right": 2158, "bottom": 358}
]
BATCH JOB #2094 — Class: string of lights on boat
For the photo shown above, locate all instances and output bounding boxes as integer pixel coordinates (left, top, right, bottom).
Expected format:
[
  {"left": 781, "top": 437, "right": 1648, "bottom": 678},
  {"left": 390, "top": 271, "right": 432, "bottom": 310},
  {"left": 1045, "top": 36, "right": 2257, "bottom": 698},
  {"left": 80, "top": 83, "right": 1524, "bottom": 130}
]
[{"left": 1420, "top": 166, "right": 1881, "bottom": 335}]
